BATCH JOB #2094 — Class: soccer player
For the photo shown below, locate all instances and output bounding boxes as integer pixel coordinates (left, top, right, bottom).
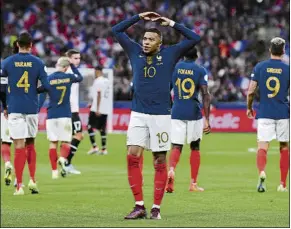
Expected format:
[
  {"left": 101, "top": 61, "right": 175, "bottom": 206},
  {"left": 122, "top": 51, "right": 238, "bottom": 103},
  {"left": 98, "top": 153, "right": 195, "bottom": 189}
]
[
  {"left": 87, "top": 66, "right": 110, "bottom": 155},
  {"left": 59, "top": 49, "right": 83, "bottom": 175},
  {"left": 38, "top": 57, "right": 83, "bottom": 179},
  {"left": 1, "top": 40, "right": 19, "bottom": 186},
  {"left": 1, "top": 32, "right": 50, "bottom": 195},
  {"left": 166, "top": 47, "right": 211, "bottom": 193},
  {"left": 247, "top": 37, "right": 289, "bottom": 192},
  {"left": 112, "top": 12, "right": 201, "bottom": 219}
]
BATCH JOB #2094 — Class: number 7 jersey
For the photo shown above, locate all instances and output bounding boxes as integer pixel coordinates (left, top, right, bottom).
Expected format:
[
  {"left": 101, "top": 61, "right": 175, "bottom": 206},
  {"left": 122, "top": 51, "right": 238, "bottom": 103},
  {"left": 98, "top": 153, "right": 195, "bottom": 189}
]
[
  {"left": 251, "top": 59, "right": 289, "bottom": 120},
  {"left": 1, "top": 53, "right": 49, "bottom": 114},
  {"left": 171, "top": 60, "right": 208, "bottom": 120}
]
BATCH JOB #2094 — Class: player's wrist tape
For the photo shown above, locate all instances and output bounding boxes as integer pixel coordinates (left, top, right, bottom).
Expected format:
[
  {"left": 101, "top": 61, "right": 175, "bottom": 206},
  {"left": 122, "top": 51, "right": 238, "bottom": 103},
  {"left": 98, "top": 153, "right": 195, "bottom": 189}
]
[{"left": 169, "top": 20, "right": 175, "bottom": 27}]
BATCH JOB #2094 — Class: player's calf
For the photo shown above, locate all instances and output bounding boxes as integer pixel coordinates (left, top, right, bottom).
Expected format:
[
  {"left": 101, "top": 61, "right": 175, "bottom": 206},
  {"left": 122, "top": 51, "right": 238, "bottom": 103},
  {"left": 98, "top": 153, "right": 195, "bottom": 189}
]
[
  {"left": 189, "top": 139, "right": 203, "bottom": 191},
  {"left": 279, "top": 143, "right": 289, "bottom": 190}
]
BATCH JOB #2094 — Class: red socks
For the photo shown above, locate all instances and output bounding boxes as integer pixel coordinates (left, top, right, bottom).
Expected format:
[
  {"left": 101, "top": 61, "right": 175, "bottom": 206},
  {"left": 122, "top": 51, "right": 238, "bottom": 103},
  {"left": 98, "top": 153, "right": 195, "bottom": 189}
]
[
  {"left": 153, "top": 163, "right": 167, "bottom": 205},
  {"left": 49, "top": 148, "right": 58, "bottom": 170},
  {"left": 14, "top": 148, "right": 26, "bottom": 189},
  {"left": 1, "top": 143, "right": 11, "bottom": 163},
  {"left": 257, "top": 149, "right": 267, "bottom": 173},
  {"left": 26, "top": 144, "right": 36, "bottom": 182},
  {"left": 190, "top": 150, "right": 200, "bottom": 183},
  {"left": 169, "top": 147, "right": 181, "bottom": 169},
  {"left": 127, "top": 154, "right": 143, "bottom": 201},
  {"left": 60, "top": 143, "right": 70, "bottom": 158},
  {"left": 280, "top": 148, "right": 289, "bottom": 187}
]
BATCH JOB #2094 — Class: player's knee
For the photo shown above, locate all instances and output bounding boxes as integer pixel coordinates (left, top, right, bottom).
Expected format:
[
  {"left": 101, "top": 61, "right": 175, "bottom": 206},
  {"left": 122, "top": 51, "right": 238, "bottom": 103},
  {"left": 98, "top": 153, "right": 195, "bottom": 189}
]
[
  {"left": 1, "top": 142, "right": 12, "bottom": 146},
  {"left": 190, "top": 139, "right": 201, "bottom": 150},
  {"left": 14, "top": 139, "right": 25, "bottom": 149},
  {"left": 100, "top": 129, "right": 106, "bottom": 136},
  {"left": 49, "top": 141, "right": 58, "bottom": 149},
  {"left": 26, "top": 138, "right": 34, "bottom": 145},
  {"left": 153, "top": 151, "right": 167, "bottom": 164},
  {"left": 172, "top": 143, "right": 183, "bottom": 152},
  {"left": 128, "top": 145, "right": 143, "bottom": 157},
  {"left": 280, "top": 142, "right": 289, "bottom": 150},
  {"left": 74, "top": 132, "right": 83, "bottom": 141}
]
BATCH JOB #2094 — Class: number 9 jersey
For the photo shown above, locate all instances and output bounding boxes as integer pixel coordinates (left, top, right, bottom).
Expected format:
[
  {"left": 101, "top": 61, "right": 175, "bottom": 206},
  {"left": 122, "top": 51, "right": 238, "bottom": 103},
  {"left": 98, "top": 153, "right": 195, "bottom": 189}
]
[
  {"left": 171, "top": 60, "right": 208, "bottom": 121},
  {"left": 251, "top": 59, "right": 289, "bottom": 120},
  {"left": 1, "top": 53, "right": 49, "bottom": 114}
]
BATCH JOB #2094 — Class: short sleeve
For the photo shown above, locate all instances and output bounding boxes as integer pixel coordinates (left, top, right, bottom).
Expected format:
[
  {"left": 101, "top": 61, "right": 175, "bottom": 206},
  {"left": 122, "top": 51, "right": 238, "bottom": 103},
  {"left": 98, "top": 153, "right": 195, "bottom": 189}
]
[
  {"left": 199, "top": 67, "right": 208, "bottom": 86},
  {"left": 251, "top": 64, "right": 259, "bottom": 82}
]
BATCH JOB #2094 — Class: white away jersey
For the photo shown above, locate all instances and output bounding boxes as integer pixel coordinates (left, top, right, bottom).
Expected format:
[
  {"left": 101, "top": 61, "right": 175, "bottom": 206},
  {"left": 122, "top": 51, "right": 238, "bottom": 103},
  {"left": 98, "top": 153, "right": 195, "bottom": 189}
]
[
  {"left": 90, "top": 76, "right": 110, "bottom": 115},
  {"left": 67, "top": 67, "right": 79, "bottom": 113}
]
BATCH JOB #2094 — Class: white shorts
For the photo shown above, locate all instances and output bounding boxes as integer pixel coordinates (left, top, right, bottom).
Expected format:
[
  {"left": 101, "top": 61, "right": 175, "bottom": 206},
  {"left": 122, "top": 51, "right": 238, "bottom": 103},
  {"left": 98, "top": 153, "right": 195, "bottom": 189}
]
[
  {"left": 46, "top": 118, "right": 72, "bottom": 142},
  {"left": 1, "top": 113, "right": 12, "bottom": 143},
  {"left": 127, "top": 111, "right": 171, "bottom": 152},
  {"left": 171, "top": 119, "right": 203, "bottom": 145},
  {"left": 8, "top": 113, "right": 38, "bottom": 140},
  {"left": 257, "top": 118, "right": 289, "bottom": 142}
]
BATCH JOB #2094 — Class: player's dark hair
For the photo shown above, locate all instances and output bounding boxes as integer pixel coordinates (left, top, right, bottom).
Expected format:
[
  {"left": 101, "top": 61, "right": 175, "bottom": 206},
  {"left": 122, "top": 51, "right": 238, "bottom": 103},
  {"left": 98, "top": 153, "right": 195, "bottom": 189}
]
[
  {"left": 12, "top": 40, "right": 19, "bottom": 54},
  {"left": 270, "top": 37, "right": 285, "bottom": 56},
  {"left": 144, "top": 28, "right": 162, "bottom": 41},
  {"left": 95, "top": 66, "right": 103, "bottom": 71},
  {"left": 17, "top": 32, "right": 32, "bottom": 48},
  {"left": 66, "top": 49, "right": 80, "bottom": 57},
  {"left": 184, "top": 46, "right": 198, "bottom": 60}
]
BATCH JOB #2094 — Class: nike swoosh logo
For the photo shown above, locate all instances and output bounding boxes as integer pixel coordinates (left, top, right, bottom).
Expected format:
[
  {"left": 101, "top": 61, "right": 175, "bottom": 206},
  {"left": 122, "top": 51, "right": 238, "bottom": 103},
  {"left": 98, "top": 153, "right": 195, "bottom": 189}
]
[{"left": 139, "top": 55, "right": 144, "bottom": 58}]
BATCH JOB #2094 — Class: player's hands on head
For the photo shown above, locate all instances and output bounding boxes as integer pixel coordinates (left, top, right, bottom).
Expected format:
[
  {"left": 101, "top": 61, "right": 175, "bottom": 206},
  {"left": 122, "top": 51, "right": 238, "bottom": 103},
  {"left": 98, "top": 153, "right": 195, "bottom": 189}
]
[
  {"left": 246, "top": 109, "right": 255, "bottom": 119},
  {"left": 151, "top": 17, "right": 171, "bottom": 26},
  {"left": 139, "top": 12, "right": 160, "bottom": 21},
  {"left": 203, "top": 119, "right": 211, "bottom": 134}
]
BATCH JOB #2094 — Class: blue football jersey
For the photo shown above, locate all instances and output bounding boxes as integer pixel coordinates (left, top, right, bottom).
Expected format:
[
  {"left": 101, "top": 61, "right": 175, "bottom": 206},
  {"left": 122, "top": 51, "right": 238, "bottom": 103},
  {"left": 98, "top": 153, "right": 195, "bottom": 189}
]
[
  {"left": 39, "top": 71, "right": 83, "bottom": 119},
  {"left": 251, "top": 59, "right": 289, "bottom": 119},
  {"left": 171, "top": 60, "right": 208, "bottom": 120},
  {"left": 112, "top": 15, "right": 201, "bottom": 115},
  {"left": 1, "top": 53, "right": 49, "bottom": 114}
]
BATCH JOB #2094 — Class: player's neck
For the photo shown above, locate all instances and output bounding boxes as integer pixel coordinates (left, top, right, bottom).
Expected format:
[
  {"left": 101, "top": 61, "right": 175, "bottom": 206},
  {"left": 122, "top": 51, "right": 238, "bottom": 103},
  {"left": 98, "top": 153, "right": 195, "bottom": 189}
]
[
  {"left": 18, "top": 49, "right": 30, "bottom": 53},
  {"left": 145, "top": 49, "right": 160, "bottom": 56},
  {"left": 270, "top": 54, "right": 283, "bottom": 60}
]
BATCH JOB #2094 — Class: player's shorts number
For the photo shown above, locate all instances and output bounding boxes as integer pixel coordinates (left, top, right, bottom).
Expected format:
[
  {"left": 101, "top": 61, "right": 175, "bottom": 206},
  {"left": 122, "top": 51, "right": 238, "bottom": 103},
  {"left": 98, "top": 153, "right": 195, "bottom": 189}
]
[
  {"left": 16, "top": 71, "right": 30, "bottom": 93},
  {"left": 156, "top": 132, "right": 169, "bottom": 144},
  {"left": 73, "top": 121, "right": 81, "bottom": 133},
  {"left": 266, "top": 76, "right": 280, "bottom": 98},
  {"left": 175, "top": 77, "right": 195, "bottom": 99},
  {"left": 144, "top": 66, "right": 156, "bottom": 78},
  {"left": 56, "top": 86, "right": 67, "bottom": 105}
]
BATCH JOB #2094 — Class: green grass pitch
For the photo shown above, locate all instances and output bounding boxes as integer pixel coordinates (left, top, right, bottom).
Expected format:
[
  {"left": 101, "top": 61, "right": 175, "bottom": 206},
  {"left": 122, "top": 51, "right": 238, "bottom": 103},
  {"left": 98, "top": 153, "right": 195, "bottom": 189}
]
[{"left": 1, "top": 133, "right": 289, "bottom": 227}]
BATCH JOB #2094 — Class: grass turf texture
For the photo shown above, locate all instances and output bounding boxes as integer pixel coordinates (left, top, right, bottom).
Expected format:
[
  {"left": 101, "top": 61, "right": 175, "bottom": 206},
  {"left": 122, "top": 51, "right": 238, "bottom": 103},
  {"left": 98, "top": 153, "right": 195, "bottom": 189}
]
[{"left": 1, "top": 133, "right": 289, "bottom": 227}]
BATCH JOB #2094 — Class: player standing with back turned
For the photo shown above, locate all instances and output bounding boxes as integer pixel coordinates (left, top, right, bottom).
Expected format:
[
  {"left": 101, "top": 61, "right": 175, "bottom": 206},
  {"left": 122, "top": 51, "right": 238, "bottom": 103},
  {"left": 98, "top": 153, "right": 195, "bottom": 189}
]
[
  {"left": 112, "top": 12, "right": 201, "bottom": 219},
  {"left": 1, "top": 32, "right": 50, "bottom": 195},
  {"left": 166, "top": 47, "right": 211, "bottom": 193},
  {"left": 247, "top": 37, "right": 289, "bottom": 193}
]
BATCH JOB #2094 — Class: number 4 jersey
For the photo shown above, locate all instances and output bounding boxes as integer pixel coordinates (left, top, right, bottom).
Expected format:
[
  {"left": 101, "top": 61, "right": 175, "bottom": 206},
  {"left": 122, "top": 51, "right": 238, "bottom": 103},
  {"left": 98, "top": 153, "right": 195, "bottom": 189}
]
[
  {"left": 251, "top": 59, "right": 289, "bottom": 120},
  {"left": 1, "top": 53, "right": 50, "bottom": 114},
  {"left": 171, "top": 60, "right": 208, "bottom": 120},
  {"left": 90, "top": 76, "right": 111, "bottom": 115}
]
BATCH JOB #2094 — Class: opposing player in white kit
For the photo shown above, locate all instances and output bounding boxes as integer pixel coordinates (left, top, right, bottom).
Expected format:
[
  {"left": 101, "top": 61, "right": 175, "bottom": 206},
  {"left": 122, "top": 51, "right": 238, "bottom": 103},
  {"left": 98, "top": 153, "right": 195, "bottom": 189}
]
[
  {"left": 38, "top": 57, "right": 83, "bottom": 179},
  {"left": 58, "top": 49, "right": 83, "bottom": 175},
  {"left": 87, "top": 66, "right": 110, "bottom": 155},
  {"left": 247, "top": 37, "right": 289, "bottom": 192},
  {"left": 112, "top": 12, "right": 201, "bottom": 219},
  {"left": 166, "top": 47, "right": 211, "bottom": 193}
]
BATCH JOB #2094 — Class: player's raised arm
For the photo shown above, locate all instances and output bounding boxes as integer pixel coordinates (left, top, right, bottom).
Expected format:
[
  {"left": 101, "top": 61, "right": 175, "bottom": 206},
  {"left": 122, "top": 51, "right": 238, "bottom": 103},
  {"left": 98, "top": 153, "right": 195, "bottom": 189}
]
[
  {"left": 246, "top": 66, "right": 259, "bottom": 119},
  {"left": 70, "top": 65, "right": 83, "bottom": 83},
  {"left": 153, "top": 17, "right": 201, "bottom": 58},
  {"left": 112, "top": 12, "right": 160, "bottom": 54}
]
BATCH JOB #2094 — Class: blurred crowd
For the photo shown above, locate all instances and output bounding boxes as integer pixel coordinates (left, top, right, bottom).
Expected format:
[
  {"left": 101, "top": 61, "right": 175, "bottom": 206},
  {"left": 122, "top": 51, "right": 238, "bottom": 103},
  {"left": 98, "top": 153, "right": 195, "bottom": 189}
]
[{"left": 2, "top": 0, "right": 290, "bottom": 102}]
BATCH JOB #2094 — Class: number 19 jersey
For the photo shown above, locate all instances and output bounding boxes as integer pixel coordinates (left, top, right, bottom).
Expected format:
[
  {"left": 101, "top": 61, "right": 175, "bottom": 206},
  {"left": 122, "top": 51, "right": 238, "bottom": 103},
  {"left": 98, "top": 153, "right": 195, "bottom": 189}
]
[
  {"left": 251, "top": 59, "right": 289, "bottom": 120},
  {"left": 1, "top": 53, "right": 49, "bottom": 114},
  {"left": 171, "top": 60, "right": 208, "bottom": 120}
]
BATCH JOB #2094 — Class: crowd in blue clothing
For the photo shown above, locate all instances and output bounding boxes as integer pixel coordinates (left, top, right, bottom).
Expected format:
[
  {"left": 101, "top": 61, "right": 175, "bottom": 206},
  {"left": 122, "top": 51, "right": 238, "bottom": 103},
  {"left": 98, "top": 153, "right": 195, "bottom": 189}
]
[{"left": 2, "top": 0, "right": 289, "bottom": 101}]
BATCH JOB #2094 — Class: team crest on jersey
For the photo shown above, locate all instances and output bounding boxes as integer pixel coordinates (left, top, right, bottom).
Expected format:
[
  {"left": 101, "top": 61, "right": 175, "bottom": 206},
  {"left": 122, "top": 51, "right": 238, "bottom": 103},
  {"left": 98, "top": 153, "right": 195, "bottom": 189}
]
[
  {"left": 146, "top": 56, "right": 153, "bottom": 65},
  {"left": 156, "top": 55, "right": 162, "bottom": 61}
]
